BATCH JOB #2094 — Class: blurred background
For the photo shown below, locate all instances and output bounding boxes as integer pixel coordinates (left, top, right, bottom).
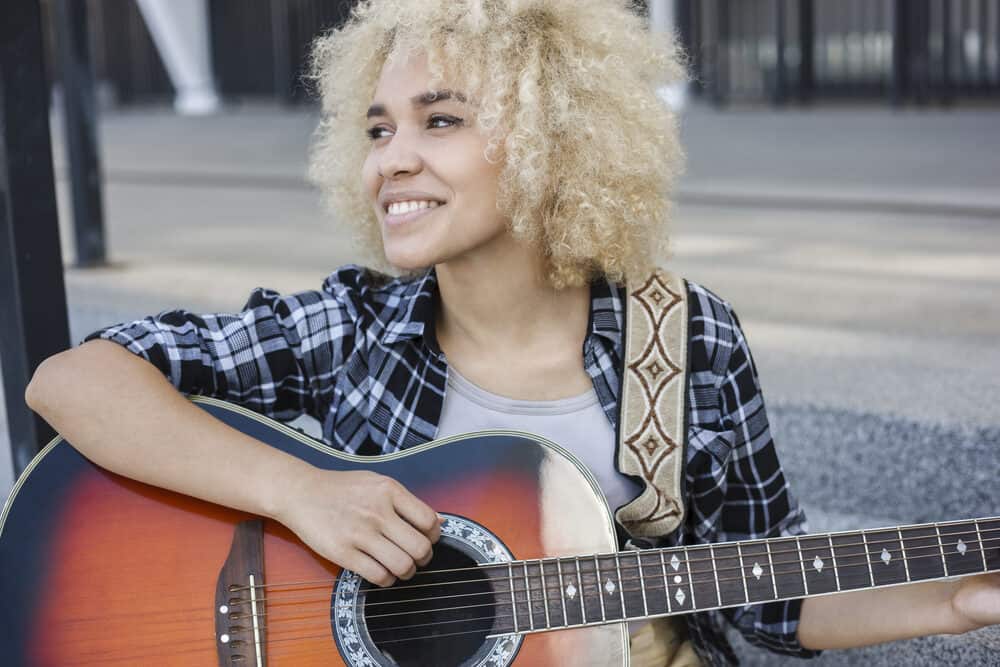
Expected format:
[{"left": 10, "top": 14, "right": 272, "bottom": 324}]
[{"left": 1, "top": 1, "right": 998, "bottom": 665}]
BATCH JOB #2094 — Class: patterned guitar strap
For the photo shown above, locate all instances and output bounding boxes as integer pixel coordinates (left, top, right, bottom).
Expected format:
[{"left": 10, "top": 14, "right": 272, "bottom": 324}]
[{"left": 615, "top": 270, "right": 700, "bottom": 667}]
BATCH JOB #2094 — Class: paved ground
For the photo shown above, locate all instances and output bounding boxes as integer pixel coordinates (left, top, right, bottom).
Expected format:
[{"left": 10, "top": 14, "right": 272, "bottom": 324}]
[{"left": 2, "top": 102, "right": 999, "bottom": 664}]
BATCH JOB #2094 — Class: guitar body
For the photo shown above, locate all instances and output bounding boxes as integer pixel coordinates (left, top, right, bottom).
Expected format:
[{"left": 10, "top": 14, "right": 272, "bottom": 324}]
[{"left": 0, "top": 397, "right": 628, "bottom": 666}]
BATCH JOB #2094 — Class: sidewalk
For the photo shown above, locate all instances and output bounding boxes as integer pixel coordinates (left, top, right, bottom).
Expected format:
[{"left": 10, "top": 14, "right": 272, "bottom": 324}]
[{"left": 54, "top": 103, "right": 1000, "bottom": 215}]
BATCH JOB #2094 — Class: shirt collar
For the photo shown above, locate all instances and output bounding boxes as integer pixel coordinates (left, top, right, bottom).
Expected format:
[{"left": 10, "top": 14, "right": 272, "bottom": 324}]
[
  {"left": 379, "top": 268, "right": 624, "bottom": 353},
  {"left": 378, "top": 269, "right": 440, "bottom": 348},
  {"left": 587, "top": 276, "right": 625, "bottom": 350}
]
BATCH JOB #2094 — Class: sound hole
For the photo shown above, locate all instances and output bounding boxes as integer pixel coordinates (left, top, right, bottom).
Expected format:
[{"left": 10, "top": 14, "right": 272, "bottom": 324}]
[{"left": 363, "top": 543, "right": 497, "bottom": 666}]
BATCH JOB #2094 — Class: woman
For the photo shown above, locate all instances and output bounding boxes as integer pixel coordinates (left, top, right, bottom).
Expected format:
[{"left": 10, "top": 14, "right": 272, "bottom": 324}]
[{"left": 25, "top": 1, "right": 998, "bottom": 665}]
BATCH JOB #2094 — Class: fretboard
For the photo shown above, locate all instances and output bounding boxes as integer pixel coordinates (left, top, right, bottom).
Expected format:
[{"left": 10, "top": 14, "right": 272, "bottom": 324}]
[{"left": 482, "top": 517, "right": 1000, "bottom": 635}]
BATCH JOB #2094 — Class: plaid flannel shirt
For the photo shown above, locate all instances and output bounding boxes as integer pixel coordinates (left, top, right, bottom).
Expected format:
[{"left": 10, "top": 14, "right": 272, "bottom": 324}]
[{"left": 88, "top": 264, "right": 819, "bottom": 666}]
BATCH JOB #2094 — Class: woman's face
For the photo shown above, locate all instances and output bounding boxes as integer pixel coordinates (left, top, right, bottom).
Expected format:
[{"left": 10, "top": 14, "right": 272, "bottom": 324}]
[{"left": 362, "top": 53, "right": 507, "bottom": 271}]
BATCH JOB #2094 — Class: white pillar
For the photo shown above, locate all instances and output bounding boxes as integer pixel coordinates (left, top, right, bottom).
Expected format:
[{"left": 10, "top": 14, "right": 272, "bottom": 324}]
[
  {"left": 649, "top": 0, "right": 688, "bottom": 112},
  {"left": 135, "top": 0, "right": 221, "bottom": 115}
]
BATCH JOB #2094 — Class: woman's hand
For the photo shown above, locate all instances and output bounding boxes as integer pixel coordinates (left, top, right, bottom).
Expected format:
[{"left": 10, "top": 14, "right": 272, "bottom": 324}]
[
  {"left": 950, "top": 572, "right": 1000, "bottom": 632},
  {"left": 274, "top": 467, "right": 442, "bottom": 587}
]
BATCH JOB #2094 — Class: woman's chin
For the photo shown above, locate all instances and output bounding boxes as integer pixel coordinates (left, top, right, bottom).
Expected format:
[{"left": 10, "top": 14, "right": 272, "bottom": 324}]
[{"left": 383, "top": 246, "right": 439, "bottom": 273}]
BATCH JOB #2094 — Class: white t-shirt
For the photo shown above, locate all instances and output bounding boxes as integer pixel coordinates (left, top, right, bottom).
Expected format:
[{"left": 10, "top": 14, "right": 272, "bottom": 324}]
[{"left": 435, "top": 367, "right": 642, "bottom": 513}]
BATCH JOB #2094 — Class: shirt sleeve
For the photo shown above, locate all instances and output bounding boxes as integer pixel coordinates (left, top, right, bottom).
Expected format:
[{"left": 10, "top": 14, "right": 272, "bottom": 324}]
[
  {"left": 84, "top": 286, "right": 354, "bottom": 422},
  {"left": 713, "top": 300, "right": 820, "bottom": 658}
]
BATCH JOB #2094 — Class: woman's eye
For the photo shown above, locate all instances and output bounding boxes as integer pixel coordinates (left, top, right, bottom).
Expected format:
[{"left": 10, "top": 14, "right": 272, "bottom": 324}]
[
  {"left": 366, "top": 115, "right": 464, "bottom": 141},
  {"left": 428, "top": 115, "right": 463, "bottom": 129}
]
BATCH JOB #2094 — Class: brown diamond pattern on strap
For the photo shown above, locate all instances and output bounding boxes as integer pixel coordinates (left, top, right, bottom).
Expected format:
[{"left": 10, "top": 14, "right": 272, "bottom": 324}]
[{"left": 615, "top": 271, "right": 688, "bottom": 539}]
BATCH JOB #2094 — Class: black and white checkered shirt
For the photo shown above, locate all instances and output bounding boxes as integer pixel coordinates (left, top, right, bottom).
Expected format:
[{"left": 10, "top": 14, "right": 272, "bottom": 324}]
[{"left": 88, "top": 264, "right": 818, "bottom": 666}]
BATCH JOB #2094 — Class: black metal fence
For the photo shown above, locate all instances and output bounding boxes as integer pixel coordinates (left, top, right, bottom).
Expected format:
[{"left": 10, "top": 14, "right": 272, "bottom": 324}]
[
  {"left": 45, "top": 0, "right": 1000, "bottom": 106},
  {"left": 42, "top": 0, "right": 353, "bottom": 104},
  {"left": 679, "top": 0, "right": 1000, "bottom": 105}
]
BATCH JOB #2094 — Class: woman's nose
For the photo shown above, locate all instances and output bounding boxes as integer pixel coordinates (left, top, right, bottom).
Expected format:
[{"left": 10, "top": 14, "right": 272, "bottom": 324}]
[{"left": 378, "top": 132, "right": 422, "bottom": 178}]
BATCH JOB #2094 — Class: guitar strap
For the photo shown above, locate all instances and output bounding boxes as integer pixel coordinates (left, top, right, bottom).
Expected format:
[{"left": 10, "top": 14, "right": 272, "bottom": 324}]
[
  {"left": 615, "top": 271, "right": 698, "bottom": 665},
  {"left": 615, "top": 269, "right": 688, "bottom": 540}
]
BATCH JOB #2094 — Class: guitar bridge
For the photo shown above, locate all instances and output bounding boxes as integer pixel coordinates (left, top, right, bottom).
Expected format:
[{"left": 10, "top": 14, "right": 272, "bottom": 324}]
[{"left": 215, "top": 519, "right": 267, "bottom": 667}]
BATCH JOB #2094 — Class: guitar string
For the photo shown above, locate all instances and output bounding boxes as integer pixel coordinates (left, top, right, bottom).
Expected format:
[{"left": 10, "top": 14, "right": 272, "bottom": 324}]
[
  {"left": 45, "top": 542, "right": 1000, "bottom": 660},
  {"left": 199, "top": 542, "right": 1000, "bottom": 644},
  {"left": 222, "top": 532, "right": 1000, "bottom": 612},
  {"left": 251, "top": 539, "right": 1000, "bottom": 649},
  {"left": 225, "top": 523, "right": 1000, "bottom": 595},
  {"left": 40, "top": 535, "right": 1000, "bottom": 635},
  {"left": 244, "top": 534, "right": 1000, "bottom": 622}
]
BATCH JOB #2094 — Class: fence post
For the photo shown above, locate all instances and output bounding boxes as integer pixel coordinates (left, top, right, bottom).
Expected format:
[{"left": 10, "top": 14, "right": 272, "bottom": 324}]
[
  {"left": 798, "top": 0, "right": 814, "bottom": 103},
  {"left": 270, "top": 0, "right": 293, "bottom": 103},
  {"left": 891, "top": 0, "right": 909, "bottom": 106},
  {"left": 52, "top": 0, "right": 107, "bottom": 268},
  {"left": 712, "top": 0, "right": 730, "bottom": 106},
  {"left": 773, "top": 0, "right": 787, "bottom": 105},
  {"left": 0, "top": 0, "right": 72, "bottom": 476}
]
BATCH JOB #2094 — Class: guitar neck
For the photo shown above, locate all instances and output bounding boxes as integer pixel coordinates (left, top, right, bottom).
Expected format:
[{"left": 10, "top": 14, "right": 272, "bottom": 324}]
[{"left": 486, "top": 517, "right": 1000, "bottom": 634}]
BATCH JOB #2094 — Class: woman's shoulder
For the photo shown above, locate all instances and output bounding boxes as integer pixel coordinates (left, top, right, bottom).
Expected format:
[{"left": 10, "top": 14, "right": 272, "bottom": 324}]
[
  {"left": 681, "top": 278, "right": 750, "bottom": 376},
  {"left": 310, "top": 264, "right": 437, "bottom": 341},
  {"left": 319, "top": 264, "right": 434, "bottom": 312}
]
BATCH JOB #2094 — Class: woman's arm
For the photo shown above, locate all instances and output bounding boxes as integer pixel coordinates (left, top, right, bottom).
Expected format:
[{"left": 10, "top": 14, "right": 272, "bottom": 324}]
[
  {"left": 798, "top": 574, "right": 1000, "bottom": 650},
  {"left": 25, "top": 340, "right": 440, "bottom": 587}
]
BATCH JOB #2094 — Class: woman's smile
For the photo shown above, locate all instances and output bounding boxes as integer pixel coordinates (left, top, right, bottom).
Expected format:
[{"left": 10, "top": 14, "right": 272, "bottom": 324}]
[{"left": 383, "top": 200, "right": 445, "bottom": 228}]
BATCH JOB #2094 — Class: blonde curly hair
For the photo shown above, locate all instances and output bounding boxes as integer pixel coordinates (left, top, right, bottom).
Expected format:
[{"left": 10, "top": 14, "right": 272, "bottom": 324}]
[{"left": 308, "top": 0, "right": 685, "bottom": 288}]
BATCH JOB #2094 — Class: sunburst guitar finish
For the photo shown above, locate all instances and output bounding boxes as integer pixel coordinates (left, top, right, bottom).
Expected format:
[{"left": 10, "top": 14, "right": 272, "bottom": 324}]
[{"left": 0, "top": 397, "right": 628, "bottom": 666}]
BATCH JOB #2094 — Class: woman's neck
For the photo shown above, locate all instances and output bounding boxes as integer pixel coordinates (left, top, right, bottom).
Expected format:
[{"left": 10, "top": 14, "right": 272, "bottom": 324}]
[
  {"left": 435, "top": 235, "right": 588, "bottom": 350},
  {"left": 433, "top": 234, "right": 593, "bottom": 400}
]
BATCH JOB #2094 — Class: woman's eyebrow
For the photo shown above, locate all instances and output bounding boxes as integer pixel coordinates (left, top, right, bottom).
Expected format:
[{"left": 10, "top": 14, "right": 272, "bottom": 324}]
[{"left": 366, "top": 89, "right": 467, "bottom": 119}]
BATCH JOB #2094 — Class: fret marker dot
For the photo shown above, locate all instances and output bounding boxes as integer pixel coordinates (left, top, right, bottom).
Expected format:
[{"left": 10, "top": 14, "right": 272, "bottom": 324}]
[
  {"left": 675, "top": 588, "right": 686, "bottom": 605},
  {"left": 957, "top": 539, "right": 967, "bottom": 555},
  {"left": 604, "top": 579, "right": 616, "bottom": 596},
  {"left": 812, "top": 556, "right": 824, "bottom": 572},
  {"left": 673, "top": 575, "right": 682, "bottom": 584},
  {"left": 670, "top": 554, "right": 681, "bottom": 571},
  {"left": 880, "top": 548, "right": 892, "bottom": 565},
  {"left": 220, "top": 634, "right": 230, "bottom": 644},
  {"left": 752, "top": 562, "right": 763, "bottom": 580},
  {"left": 565, "top": 583, "right": 577, "bottom": 599},
  {"left": 219, "top": 604, "right": 229, "bottom": 614}
]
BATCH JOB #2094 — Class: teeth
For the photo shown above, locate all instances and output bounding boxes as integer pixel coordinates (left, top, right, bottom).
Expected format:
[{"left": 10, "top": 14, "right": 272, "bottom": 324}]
[{"left": 387, "top": 200, "right": 441, "bottom": 216}]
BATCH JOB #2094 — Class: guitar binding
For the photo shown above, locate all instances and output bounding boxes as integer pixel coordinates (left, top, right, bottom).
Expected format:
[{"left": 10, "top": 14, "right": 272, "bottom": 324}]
[{"left": 332, "top": 513, "right": 522, "bottom": 667}]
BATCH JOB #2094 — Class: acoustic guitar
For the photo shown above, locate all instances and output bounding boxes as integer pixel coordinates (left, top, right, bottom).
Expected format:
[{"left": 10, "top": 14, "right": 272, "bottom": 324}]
[{"left": 1, "top": 397, "right": 996, "bottom": 666}]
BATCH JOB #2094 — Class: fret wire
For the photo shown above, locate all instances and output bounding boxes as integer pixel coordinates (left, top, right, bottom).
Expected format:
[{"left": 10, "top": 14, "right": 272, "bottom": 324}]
[
  {"left": 520, "top": 526, "right": 1000, "bottom": 584},
  {"left": 860, "top": 531, "right": 875, "bottom": 587},
  {"left": 594, "top": 554, "right": 607, "bottom": 621},
  {"left": 934, "top": 523, "right": 950, "bottom": 576},
  {"left": 473, "top": 530, "right": 1000, "bottom": 625},
  {"left": 381, "top": 531, "right": 1000, "bottom": 613},
  {"left": 735, "top": 542, "right": 750, "bottom": 603},
  {"left": 897, "top": 528, "right": 911, "bottom": 582},
  {"left": 614, "top": 553, "right": 627, "bottom": 618},
  {"left": 635, "top": 552, "right": 650, "bottom": 617},
  {"left": 538, "top": 559, "right": 551, "bottom": 628},
  {"left": 685, "top": 547, "right": 697, "bottom": 608},
  {"left": 708, "top": 545, "right": 723, "bottom": 605},
  {"left": 974, "top": 520, "right": 989, "bottom": 572},
  {"left": 794, "top": 536, "right": 810, "bottom": 595},
  {"left": 507, "top": 562, "right": 519, "bottom": 633},
  {"left": 764, "top": 540, "right": 779, "bottom": 599},
  {"left": 659, "top": 550, "right": 673, "bottom": 613},
  {"left": 556, "top": 558, "right": 569, "bottom": 626},
  {"left": 575, "top": 557, "right": 587, "bottom": 624},
  {"left": 827, "top": 534, "right": 841, "bottom": 591},
  {"left": 522, "top": 561, "right": 534, "bottom": 631},
  {"left": 536, "top": 541, "right": 999, "bottom": 601},
  {"left": 372, "top": 540, "right": 996, "bottom": 636}
]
